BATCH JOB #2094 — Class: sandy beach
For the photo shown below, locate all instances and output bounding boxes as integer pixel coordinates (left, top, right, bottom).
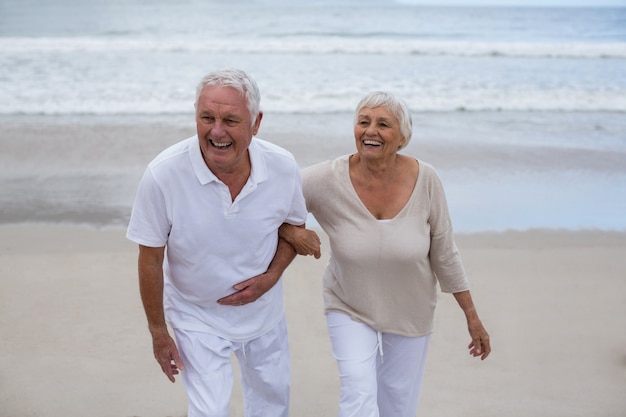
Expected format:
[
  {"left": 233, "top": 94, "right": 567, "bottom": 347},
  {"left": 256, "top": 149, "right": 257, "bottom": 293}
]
[{"left": 1, "top": 224, "right": 624, "bottom": 417}]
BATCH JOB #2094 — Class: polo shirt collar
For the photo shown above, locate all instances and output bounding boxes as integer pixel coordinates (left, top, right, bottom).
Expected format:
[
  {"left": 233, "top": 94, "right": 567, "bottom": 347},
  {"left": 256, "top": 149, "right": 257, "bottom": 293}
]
[{"left": 190, "top": 135, "right": 268, "bottom": 186}]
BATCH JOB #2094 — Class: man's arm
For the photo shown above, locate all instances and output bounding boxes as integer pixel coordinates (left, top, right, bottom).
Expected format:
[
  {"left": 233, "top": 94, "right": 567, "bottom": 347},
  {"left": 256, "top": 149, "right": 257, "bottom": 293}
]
[
  {"left": 217, "top": 236, "right": 298, "bottom": 306},
  {"left": 138, "top": 244, "right": 184, "bottom": 382}
]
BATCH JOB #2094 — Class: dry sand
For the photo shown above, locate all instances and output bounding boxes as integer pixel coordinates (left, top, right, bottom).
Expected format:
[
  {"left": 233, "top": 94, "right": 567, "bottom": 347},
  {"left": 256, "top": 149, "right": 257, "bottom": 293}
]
[{"left": 1, "top": 225, "right": 625, "bottom": 417}]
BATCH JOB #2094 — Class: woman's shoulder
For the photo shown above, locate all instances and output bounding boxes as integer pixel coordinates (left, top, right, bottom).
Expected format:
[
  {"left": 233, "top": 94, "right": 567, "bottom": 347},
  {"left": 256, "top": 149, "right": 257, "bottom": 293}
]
[
  {"left": 401, "top": 156, "right": 442, "bottom": 189},
  {"left": 412, "top": 158, "right": 447, "bottom": 196},
  {"left": 415, "top": 158, "right": 437, "bottom": 176},
  {"left": 302, "top": 154, "right": 351, "bottom": 179}
]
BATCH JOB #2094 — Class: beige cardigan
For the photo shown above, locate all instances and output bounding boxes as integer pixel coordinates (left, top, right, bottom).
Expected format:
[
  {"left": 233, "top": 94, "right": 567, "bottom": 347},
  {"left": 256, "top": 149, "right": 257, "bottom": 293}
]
[{"left": 303, "top": 155, "right": 469, "bottom": 337}]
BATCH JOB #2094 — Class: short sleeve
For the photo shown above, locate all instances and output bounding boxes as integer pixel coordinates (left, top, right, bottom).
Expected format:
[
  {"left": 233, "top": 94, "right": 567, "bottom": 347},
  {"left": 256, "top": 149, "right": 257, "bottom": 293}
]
[{"left": 126, "top": 168, "right": 171, "bottom": 247}]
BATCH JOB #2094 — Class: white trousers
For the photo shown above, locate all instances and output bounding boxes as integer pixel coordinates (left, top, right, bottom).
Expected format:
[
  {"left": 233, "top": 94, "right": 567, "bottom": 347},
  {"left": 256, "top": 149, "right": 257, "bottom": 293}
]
[
  {"left": 173, "top": 317, "right": 290, "bottom": 417},
  {"left": 326, "top": 312, "right": 431, "bottom": 417}
]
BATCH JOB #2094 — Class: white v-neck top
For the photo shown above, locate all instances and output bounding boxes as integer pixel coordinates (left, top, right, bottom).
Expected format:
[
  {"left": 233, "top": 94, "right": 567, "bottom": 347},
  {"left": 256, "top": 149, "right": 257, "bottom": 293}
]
[{"left": 303, "top": 154, "right": 469, "bottom": 337}]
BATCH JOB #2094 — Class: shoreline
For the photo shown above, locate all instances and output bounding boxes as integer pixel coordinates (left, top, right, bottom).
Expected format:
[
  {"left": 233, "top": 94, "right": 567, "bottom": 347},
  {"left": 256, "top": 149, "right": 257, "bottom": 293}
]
[
  {"left": 2, "top": 220, "right": 626, "bottom": 235},
  {"left": 1, "top": 111, "right": 625, "bottom": 231}
]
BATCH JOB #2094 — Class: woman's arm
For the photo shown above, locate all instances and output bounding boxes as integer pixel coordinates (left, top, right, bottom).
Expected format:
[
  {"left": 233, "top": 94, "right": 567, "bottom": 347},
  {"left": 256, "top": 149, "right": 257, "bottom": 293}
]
[
  {"left": 453, "top": 290, "right": 491, "bottom": 360},
  {"left": 279, "top": 223, "right": 322, "bottom": 259}
]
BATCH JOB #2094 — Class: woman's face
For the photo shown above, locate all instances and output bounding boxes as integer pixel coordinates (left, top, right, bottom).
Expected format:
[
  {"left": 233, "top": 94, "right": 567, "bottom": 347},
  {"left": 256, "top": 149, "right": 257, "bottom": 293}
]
[{"left": 354, "top": 106, "right": 406, "bottom": 160}]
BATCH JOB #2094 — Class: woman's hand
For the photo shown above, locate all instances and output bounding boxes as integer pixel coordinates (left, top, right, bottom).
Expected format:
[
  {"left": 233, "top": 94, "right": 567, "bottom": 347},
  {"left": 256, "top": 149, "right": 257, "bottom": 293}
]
[
  {"left": 453, "top": 290, "right": 491, "bottom": 360},
  {"left": 467, "top": 318, "right": 491, "bottom": 360},
  {"left": 279, "top": 223, "right": 322, "bottom": 259}
]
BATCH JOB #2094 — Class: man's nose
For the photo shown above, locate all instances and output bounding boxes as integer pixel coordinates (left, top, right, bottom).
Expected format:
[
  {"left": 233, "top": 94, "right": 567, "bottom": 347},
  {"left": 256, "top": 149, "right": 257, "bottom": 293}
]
[{"left": 212, "top": 119, "right": 226, "bottom": 136}]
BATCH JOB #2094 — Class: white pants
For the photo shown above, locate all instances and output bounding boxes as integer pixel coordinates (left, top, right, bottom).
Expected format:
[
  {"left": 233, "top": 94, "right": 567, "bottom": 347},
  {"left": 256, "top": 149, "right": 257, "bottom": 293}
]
[
  {"left": 173, "top": 317, "right": 290, "bottom": 417},
  {"left": 327, "top": 312, "right": 431, "bottom": 417}
]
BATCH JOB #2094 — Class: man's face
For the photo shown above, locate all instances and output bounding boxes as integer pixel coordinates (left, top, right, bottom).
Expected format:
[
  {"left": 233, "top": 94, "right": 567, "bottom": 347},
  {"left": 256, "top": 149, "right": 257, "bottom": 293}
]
[{"left": 195, "top": 84, "right": 262, "bottom": 175}]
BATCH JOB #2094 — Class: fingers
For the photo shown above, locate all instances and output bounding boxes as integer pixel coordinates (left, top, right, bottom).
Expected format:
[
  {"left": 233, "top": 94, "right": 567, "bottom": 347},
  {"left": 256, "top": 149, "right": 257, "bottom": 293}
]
[
  {"left": 468, "top": 341, "right": 481, "bottom": 357},
  {"left": 217, "top": 279, "right": 256, "bottom": 306},
  {"left": 479, "top": 334, "right": 491, "bottom": 360},
  {"left": 467, "top": 319, "right": 491, "bottom": 360},
  {"left": 154, "top": 336, "right": 185, "bottom": 383},
  {"left": 306, "top": 246, "right": 321, "bottom": 258},
  {"left": 312, "top": 232, "right": 321, "bottom": 258},
  {"left": 218, "top": 272, "right": 282, "bottom": 306},
  {"left": 306, "top": 241, "right": 321, "bottom": 258},
  {"left": 299, "top": 230, "right": 321, "bottom": 258},
  {"left": 172, "top": 349, "right": 185, "bottom": 373},
  {"left": 160, "top": 358, "right": 178, "bottom": 383},
  {"left": 217, "top": 289, "right": 250, "bottom": 306},
  {"left": 468, "top": 335, "right": 491, "bottom": 360},
  {"left": 160, "top": 355, "right": 184, "bottom": 383}
]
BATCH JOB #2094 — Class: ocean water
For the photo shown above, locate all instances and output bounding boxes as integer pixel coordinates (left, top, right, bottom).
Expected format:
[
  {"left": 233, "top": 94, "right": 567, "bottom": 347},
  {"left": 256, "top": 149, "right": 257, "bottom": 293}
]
[
  {"left": 0, "top": 0, "right": 625, "bottom": 232},
  {"left": 1, "top": 1, "right": 626, "bottom": 114}
]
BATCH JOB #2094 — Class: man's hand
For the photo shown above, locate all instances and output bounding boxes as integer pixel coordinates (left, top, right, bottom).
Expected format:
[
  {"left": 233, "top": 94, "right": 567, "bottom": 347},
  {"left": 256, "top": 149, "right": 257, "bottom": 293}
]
[
  {"left": 217, "top": 271, "right": 280, "bottom": 306},
  {"left": 151, "top": 331, "right": 185, "bottom": 383}
]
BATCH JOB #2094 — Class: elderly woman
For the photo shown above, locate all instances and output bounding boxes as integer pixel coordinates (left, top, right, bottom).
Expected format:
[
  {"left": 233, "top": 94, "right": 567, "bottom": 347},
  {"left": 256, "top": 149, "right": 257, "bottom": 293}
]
[{"left": 280, "top": 91, "right": 491, "bottom": 417}]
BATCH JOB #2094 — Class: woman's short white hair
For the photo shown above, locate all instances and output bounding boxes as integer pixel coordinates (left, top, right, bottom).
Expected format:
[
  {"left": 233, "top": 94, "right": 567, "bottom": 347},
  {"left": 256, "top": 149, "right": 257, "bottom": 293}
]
[
  {"left": 195, "top": 68, "right": 261, "bottom": 126},
  {"left": 354, "top": 91, "right": 413, "bottom": 150}
]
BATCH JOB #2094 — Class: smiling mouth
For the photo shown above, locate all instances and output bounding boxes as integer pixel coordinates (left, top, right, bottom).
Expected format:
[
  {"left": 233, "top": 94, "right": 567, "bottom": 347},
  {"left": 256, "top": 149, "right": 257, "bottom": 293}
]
[
  {"left": 363, "top": 140, "right": 382, "bottom": 147},
  {"left": 210, "top": 139, "right": 232, "bottom": 149}
]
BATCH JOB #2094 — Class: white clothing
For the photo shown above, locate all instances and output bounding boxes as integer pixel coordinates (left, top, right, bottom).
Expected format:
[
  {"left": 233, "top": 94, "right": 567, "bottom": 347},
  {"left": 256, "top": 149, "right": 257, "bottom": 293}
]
[
  {"left": 126, "top": 135, "right": 307, "bottom": 341},
  {"left": 174, "top": 317, "right": 290, "bottom": 417},
  {"left": 326, "top": 312, "right": 430, "bottom": 417}
]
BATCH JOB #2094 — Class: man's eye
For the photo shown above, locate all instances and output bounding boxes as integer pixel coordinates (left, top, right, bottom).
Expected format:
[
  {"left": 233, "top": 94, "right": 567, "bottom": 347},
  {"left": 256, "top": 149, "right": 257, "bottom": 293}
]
[{"left": 224, "top": 119, "right": 238, "bottom": 126}]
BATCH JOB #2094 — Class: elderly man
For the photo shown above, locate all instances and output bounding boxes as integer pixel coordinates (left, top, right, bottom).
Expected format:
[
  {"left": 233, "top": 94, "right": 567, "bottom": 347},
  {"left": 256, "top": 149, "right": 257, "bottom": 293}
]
[{"left": 127, "top": 68, "right": 312, "bottom": 417}]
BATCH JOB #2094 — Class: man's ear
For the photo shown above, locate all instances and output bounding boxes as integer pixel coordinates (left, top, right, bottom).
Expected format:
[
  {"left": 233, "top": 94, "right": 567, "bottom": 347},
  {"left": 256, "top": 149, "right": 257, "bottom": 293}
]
[{"left": 252, "top": 111, "right": 263, "bottom": 135}]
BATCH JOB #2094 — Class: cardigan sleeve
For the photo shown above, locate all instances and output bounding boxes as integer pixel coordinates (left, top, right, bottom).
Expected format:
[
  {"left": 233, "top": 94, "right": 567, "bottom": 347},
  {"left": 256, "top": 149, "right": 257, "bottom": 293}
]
[{"left": 425, "top": 165, "right": 470, "bottom": 293}]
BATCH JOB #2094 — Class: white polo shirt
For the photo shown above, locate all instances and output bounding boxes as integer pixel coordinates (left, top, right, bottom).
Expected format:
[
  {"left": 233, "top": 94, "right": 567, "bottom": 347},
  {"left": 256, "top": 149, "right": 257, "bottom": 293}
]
[{"left": 126, "top": 135, "right": 307, "bottom": 342}]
